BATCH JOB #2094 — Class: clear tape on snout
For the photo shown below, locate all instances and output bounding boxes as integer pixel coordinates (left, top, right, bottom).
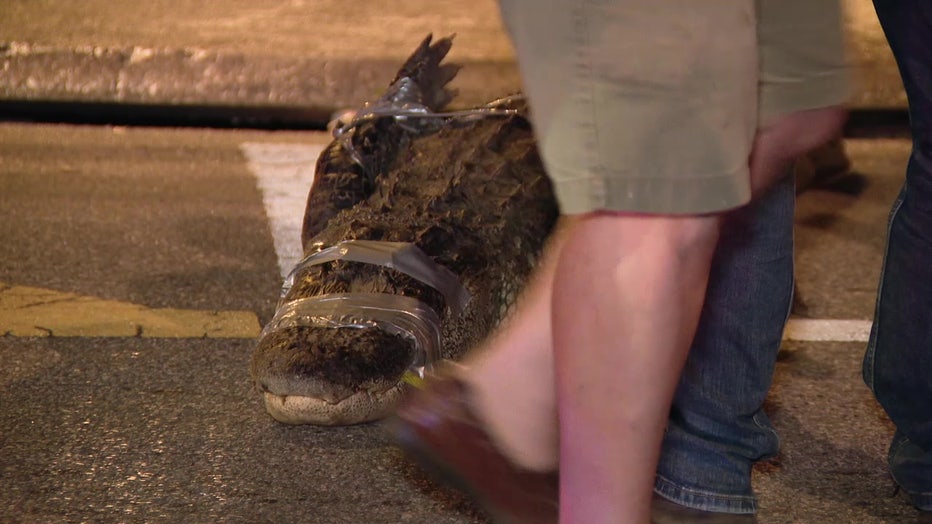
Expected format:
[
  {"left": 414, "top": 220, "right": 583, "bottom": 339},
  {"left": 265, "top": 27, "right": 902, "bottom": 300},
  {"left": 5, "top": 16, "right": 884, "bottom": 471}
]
[
  {"left": 281, "top": 240, "right": 471, "bottom": 317},
  {"left": 261, "top": 293, "right": 442, "bottom": 378},
  {"left": 332, "top": 82, "right": 525, "bottom": 168}
]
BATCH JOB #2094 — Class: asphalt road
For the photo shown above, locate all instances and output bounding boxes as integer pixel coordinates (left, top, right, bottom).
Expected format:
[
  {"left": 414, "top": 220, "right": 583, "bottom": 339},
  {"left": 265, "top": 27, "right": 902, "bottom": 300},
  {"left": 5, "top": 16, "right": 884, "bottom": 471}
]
[
  {"left": 0, "top": 122, "right": 925, "bottom": 523},
  {"left": 0, "top": 123, "right": 486, "bottom": 523}
]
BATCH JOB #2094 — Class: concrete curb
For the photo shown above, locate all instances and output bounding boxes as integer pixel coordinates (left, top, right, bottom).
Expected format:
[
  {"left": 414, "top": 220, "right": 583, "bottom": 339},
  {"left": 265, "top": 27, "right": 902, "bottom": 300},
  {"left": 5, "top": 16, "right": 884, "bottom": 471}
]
[
  {"left": 0, "top": 24, "right": 907, "bottom": 130},
  {"left": 1, "top": 42, "right": 521, "bottom": 119}
]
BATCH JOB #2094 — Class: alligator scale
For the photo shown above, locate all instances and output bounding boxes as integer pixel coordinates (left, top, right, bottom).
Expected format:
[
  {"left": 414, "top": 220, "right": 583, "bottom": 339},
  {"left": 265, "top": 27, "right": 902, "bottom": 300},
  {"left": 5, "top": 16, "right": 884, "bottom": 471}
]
[{"left": 249, "top": 35, "right": 559, "bottom": 425}]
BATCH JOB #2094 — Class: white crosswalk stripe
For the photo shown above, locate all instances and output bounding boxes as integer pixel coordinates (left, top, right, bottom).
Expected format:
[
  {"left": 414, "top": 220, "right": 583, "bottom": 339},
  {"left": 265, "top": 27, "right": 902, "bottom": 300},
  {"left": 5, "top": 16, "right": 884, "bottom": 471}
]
[{"left": 240, "top": 142, "right": 324, "bottom": 279}]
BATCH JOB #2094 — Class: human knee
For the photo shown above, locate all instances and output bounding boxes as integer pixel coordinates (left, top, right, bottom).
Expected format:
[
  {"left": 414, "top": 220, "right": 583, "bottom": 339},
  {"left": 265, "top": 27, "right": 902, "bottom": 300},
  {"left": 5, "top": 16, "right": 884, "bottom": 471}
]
[
  {"left": 571, "top": 212, "right": 721, "bottom": 264},
  {"left": 750, "top": 105, "right": 848, "bottom": 193},
  {"left": 766, "top": 106, "right": 847, "bottom": 163},
  {"left": 791, "top": 106, "right": 847, "bottom": 154},
  {"left": 663, "top": 215, "right": 722, "bottom": 263}
]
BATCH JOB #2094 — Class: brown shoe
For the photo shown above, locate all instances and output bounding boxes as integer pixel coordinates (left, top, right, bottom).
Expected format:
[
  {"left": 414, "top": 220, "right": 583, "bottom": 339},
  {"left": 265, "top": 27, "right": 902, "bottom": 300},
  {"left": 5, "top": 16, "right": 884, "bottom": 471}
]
[{"left": 386, "top": 365, "right": 559, "bottom": 524}]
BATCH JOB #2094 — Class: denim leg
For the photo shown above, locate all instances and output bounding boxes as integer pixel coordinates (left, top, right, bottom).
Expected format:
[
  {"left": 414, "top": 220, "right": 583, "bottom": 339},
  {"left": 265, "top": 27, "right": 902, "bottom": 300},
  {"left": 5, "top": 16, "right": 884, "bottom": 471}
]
[
  {"left": 862, "top": 0, "right": 932, "bottom": 510},
  {"left": 655, "top": 173, "right": 794, "bottom": 514}
]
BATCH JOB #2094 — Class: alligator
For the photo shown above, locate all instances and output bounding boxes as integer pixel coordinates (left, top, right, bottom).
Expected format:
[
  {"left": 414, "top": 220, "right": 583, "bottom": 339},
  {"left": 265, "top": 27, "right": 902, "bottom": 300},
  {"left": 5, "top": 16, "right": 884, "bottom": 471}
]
[{"left": 249, "top": 35, "right": 560, "bottom": 425}]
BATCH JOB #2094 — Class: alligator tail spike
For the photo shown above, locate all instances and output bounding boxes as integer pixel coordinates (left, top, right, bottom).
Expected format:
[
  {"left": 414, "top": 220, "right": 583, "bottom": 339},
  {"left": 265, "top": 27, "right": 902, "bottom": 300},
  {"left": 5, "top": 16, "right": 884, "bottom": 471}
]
[
  {"left": 300, "top": 34, "right": 460, "bottom": 248},
  {"left": 389, "top": 33, "right": 461, "bottom": 110}
]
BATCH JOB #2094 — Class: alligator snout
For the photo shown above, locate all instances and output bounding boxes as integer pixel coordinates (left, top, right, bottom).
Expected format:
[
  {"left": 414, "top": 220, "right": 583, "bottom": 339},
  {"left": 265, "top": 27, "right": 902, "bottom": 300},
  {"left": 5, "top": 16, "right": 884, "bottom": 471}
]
[{"left": 250, "top": 324, "right": 416, "bottom": 425}]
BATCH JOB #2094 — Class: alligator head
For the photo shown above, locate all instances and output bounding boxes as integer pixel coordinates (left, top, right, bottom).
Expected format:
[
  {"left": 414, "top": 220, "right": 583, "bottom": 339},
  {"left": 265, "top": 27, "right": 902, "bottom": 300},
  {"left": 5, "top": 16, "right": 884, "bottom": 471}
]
[{"left": 249, "top": 35, "right": 559, "bottom": 425}]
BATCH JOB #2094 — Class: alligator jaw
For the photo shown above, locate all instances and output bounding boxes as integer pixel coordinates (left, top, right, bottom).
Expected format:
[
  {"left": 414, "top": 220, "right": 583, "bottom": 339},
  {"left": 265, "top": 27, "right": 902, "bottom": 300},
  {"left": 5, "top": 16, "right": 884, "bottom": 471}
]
[
  {"left": 259, "top": 380, "right": 407, "bottom": 426},
  {"left": 250, "top": 322, "right": 418, "bottom": 425}
]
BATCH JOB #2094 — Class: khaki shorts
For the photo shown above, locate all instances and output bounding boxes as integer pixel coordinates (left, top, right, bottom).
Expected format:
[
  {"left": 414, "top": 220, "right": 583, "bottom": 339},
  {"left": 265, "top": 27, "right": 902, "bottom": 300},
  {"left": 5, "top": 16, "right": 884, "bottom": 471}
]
[{"left": 498, "top": 0, "right": 851, "bottom": 214}]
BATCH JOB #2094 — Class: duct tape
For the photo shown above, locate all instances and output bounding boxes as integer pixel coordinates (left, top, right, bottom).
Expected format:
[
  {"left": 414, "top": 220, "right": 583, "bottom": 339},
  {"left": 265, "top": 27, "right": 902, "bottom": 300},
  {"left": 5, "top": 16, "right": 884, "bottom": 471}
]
[
  {"left": 281, "top": 240, "right": 471, "bottom": 317},
  {"left": 260, "top": 292, "right": 442, "bottom": 376}
]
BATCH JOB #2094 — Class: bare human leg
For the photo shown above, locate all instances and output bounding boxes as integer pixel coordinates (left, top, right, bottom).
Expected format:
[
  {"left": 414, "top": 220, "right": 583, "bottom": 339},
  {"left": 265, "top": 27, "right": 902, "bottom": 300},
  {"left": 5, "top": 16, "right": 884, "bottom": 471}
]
[
  {"left": 464, "top": 217, "right": 577, "bottom": 473},
  {"left": 750, "top": 106, "right": 847, "bottom": 194},
  {"left": 553, "top": 212, "right": 721, "bottom": 523},
  {"left": 460, "top": 104, "right": 845, "bottom": 480}
]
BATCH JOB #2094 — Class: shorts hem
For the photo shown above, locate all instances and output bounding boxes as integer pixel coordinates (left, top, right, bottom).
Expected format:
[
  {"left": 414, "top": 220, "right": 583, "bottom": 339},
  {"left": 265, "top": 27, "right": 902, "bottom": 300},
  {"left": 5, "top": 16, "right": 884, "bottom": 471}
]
[
  {"left": 552, "top": 173, "right": 751, "bottom": 216},
  {"left": 760, "top": 67, "right": 852, "bottom": 124}
]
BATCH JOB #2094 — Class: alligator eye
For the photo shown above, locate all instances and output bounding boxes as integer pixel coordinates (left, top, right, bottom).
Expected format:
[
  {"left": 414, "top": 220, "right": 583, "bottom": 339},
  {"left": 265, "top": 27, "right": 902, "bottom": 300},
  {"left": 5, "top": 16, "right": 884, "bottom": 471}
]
[{"left": 328, "top": 109, "right": 358, "bottom": 135}]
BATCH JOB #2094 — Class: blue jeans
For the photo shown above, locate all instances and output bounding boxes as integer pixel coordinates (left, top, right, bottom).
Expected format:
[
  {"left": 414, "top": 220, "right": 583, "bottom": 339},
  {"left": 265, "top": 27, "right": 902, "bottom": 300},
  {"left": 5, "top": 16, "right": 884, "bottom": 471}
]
[
  {"left": 862, "top": 0, "right": 932, "bottom": 511},
  {"left": 654, "top": 173, "right": 795, "bottom": 514}
]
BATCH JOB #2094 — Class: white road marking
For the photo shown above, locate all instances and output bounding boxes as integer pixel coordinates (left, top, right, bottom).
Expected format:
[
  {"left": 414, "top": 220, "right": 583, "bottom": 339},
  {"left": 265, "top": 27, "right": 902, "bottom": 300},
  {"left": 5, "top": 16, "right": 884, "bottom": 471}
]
[
  {"left": 243, "top": 141, "right": 876, "bottom": 344},
  {"left": 240, "top": 142, "right": 325, "bottom": 278}
]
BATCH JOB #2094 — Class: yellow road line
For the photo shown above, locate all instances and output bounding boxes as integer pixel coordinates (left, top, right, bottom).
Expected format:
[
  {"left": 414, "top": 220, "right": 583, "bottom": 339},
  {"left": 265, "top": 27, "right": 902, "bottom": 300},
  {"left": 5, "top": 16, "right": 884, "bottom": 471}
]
[{"left": 0, "top": 283, "right": 260, "bottom": 338}]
